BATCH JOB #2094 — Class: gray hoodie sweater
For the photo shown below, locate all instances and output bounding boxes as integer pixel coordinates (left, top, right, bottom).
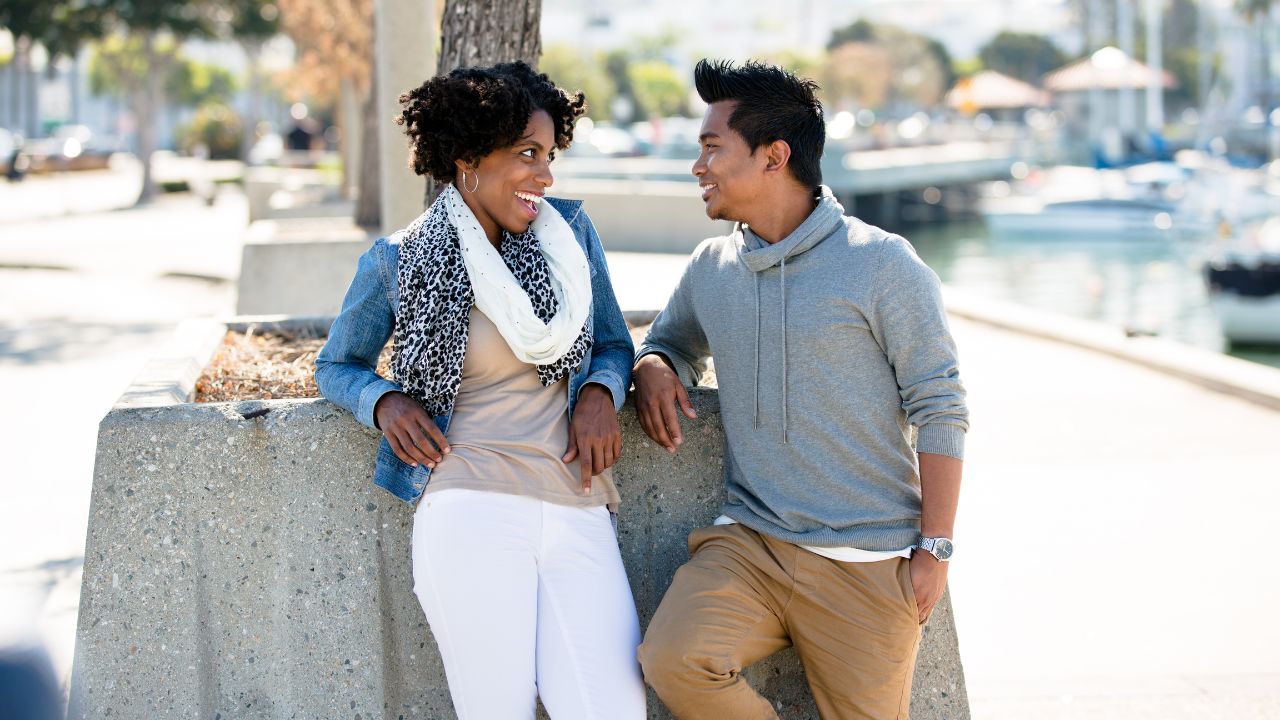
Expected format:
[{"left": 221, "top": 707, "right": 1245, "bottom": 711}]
[{"left": 638, "top": 191, "right": 968, "bottom": 551}]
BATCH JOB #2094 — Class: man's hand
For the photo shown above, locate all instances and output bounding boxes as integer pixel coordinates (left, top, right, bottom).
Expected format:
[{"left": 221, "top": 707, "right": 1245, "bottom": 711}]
[
  {"left": 909, "top": 550, "right": 949, "bottom": 624},
  {"left": 374, "top": 391, "right": 450, "bottom": 468},
  {"left": 632, "top": 353, "right": 697, "bottom": 454},
  {"left": 563, "top": 383, "right": 622, "bottom": 493}
]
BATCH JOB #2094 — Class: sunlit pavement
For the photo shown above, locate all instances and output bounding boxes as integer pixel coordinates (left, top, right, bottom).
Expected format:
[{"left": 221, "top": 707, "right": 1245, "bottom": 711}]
[
  {"left": 1, "top": 175, "right": 1277, "bottom": 717},
  {"left": 949, "top": 314, "right": 1280, "bottom": 719}
]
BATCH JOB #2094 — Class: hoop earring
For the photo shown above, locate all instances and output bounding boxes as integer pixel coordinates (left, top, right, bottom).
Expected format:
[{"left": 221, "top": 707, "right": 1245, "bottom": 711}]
[{"left": 461, "top": 169, "right": 480, "bottom": 193}]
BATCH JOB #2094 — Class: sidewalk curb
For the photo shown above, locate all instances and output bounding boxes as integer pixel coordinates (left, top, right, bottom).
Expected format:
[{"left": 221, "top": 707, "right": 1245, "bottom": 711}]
[{"left": 942, "top": 287, "right": 1280, "bottom": 412}]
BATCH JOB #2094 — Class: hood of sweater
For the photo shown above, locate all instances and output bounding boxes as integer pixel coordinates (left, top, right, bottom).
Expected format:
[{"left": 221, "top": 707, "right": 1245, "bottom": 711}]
[
  {"left": 736, "top": 188, "right": 846, "bottom": 271},
  {"left": 735, "top": 188, "right": 848, "bottom": 443}
]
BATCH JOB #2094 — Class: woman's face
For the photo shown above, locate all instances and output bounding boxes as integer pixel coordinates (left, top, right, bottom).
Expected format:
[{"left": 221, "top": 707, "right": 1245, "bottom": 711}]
[{"left": 456, "top": 109, "right": 556, "bottom": 245}]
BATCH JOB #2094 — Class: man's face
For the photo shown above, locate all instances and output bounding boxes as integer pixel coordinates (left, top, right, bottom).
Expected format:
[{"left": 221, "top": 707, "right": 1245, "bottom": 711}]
[{"left": 693, "top": 101, "right": 764, "bottom": 222}]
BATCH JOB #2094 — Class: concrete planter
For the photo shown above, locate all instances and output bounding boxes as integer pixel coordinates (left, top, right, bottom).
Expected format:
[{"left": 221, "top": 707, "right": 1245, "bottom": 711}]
[
  {"left": 235, "top": 220, "right": 377, "bottom": 317},
  {"left": 70, "top": 316, "right": 969, "bottom": 719},
  {"left": 244, "top": 166, "right": 345, "bottom": 223}
]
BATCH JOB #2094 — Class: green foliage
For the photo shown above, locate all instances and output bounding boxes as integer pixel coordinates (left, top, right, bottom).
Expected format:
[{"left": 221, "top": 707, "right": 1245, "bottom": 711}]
[
  {"left": 977, "top": 31, "right": 1066, "bottom": 85},
  {"left": 764, "top": 50, "right": 824, "bottom": 86},
  {"left": 627, "top": 61, "right": 689, "bottom": 119},
  {"left": 824, "top": 19, "right": 952, "bottom": 109},
  {"left": 1128, "top": 0, "right": 1209, "bottom": 110},
  {"left": 89, "top": 32, "right": 239, "bottom": 108},
  {"left": 1237, "top": 0, "right": 1274, "bottom": 21},
  {"left": 168, "top": 57, "right": 238, "bottom": 107},
  {"left": 88, "top": 33, "right": 178, "bottom": 96},
  {"left": 177, "top": 102, "right": 244, "bottom": 159},
  {"left": 539, "top": 44, "right": 616, "bottom": 121},
  {"left": 0, "top": 0, "right": 109, "bottom": 59},
  {"left": 101, "top": 0, "right": 215, "bottom": 38},
  {"left": 222, "top": 0, "right": 280, "bottom": 42},
  {"left": 953, "top": 56, "right": 983, "bottom": 78},
  {"left": 827, "top": 18, "right": 875, "bottom": 49},
  {"left": 926, "top": 38, "right": 956, "bottom": 98}
]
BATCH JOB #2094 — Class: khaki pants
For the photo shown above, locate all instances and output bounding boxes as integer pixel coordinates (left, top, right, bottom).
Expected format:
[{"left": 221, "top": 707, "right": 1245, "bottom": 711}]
[{"left": 638, "top": 523, "right": 921, "bottom": 720}]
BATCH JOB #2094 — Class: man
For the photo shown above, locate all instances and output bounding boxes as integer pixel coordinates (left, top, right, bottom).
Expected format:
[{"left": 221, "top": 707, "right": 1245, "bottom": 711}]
[{"left": 633, "top": 59, "right": 968, "bottom": 720}]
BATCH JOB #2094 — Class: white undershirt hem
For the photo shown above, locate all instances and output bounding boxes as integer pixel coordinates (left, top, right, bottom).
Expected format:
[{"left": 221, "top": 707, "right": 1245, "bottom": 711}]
[{"left": 713, "top": 515, "right": 914, "bottom": 563}]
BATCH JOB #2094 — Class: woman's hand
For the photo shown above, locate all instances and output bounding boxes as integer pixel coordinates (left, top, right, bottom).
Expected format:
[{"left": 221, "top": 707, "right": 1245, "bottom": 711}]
[
  {"left": 374, "top": 391, "right": 451, "bottom": 468},
  {"left": 562, "top": 384, "right": 622, "bottom": 494}
]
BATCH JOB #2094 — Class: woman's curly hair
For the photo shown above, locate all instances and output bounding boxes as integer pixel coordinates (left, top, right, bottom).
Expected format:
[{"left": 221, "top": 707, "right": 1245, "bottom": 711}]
[{"left": 395, "top": 60, "right": 587, "bottom": 183}]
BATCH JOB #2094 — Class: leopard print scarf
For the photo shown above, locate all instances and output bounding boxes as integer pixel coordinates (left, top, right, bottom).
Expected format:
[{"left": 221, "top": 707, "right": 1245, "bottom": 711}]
[{"left": 392, "top": 190, "right": 592, "bottom": 418}]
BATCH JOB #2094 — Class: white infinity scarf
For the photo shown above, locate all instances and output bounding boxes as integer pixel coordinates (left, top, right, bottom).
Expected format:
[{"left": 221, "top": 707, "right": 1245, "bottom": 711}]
[{"left": 440, "top": 184, "right": 592, "bottom": 365}]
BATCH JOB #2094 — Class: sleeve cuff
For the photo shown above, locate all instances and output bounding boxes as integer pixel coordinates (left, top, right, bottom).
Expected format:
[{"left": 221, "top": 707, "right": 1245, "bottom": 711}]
[
  {"left": 356, "top": 377, "right": 403, "bottom": 429},
  {"left": 916, "top": 423, "right": 966, "bottom": 460},
  {"left": 581, "top": 369, "right": 627, "bottom": 413},
  {"left": 636, "top": 345, "right": 699, "bottom": 387}
]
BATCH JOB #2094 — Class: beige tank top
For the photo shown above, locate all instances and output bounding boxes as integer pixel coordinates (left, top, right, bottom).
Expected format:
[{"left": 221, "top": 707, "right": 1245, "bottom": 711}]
[{"left": 424, "top": 306, "right": 620, "bottom": 510}]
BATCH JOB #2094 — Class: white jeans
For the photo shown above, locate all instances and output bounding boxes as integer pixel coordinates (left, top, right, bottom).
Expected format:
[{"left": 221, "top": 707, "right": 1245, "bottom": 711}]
[{"left": 411, "top": 488, "right": 647, "bottom": 720}]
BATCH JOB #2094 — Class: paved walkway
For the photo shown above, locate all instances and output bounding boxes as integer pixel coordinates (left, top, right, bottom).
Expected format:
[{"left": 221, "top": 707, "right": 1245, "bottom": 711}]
[{"left": 948, "top": 315, "right": 1280, "bottom": 718}]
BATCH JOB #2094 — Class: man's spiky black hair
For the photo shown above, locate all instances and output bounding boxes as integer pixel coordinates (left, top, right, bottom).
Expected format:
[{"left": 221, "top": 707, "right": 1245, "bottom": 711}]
[{"left": 694, "top": 59, "right": 825, "bottom": 191}]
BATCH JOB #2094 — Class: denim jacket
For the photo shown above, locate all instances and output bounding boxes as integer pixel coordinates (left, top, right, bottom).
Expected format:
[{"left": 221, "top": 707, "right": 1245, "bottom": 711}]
[{"left": 315, "top": 198, "right": 634, "bottom": 505}]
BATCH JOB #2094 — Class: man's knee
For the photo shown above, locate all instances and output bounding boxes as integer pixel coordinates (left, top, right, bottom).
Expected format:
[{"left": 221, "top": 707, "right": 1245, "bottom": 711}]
[{"left": 637, "top": 620, "right": 684, "bottom": 692}]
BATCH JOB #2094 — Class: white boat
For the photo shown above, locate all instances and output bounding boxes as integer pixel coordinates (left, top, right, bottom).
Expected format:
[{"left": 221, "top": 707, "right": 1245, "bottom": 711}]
[
  {"left": 983, "top": 196, "right": 1179, "bottom": 238},
  {"left": 982, "top": 162, "right": 1280, "bottom": 241},
  {"left": 1205, "top": 218, "right": 1280, "bottom": 346}
]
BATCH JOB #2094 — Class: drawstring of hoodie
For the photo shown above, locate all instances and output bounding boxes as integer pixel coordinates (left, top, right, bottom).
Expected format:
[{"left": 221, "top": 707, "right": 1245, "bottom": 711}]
[
  {"left": 753, "top": 272, "right": 761, "bottom": 428},
  {"left": 738, "top": 192, "right": 842, "bottom": 445},
  {"left": 751, "top": 257, "right": 790, "bottom": 443},
  {"left": 780, "top": 257, "right": 788, "bottom": 444}
]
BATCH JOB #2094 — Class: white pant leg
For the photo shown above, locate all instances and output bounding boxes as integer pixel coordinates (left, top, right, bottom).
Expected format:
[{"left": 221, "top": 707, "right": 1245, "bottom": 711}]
[
  {"left": 411, "top": 488, "right": 541, "bottom": 720},
  {"left": 535, "top": 503, "right": 647, "bottom": 720}
]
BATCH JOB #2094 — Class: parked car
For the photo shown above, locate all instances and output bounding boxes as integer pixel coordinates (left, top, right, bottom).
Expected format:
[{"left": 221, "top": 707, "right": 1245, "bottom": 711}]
[
  {"left": 0, "top": 128, "right": 27, "bottom": 181},
  {"left": 22, "top": 125, "right": 113, "bottom": 173}
]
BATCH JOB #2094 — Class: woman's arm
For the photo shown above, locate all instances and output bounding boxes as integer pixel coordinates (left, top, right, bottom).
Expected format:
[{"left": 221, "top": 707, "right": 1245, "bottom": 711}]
[
  {"left": 561, "top": 209, "right": 634, "bottom": 491},
  {"left": 575, "top": 210, "right": 634, "bottom": 412},
  {"left": 314, "top": 239, "right": 403, "bottom": 429}
]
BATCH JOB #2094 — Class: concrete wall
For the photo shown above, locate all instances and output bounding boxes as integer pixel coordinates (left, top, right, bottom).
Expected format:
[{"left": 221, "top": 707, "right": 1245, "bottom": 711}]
[{"left": 71, "top": 317, "right": 969, "bottom": 719}]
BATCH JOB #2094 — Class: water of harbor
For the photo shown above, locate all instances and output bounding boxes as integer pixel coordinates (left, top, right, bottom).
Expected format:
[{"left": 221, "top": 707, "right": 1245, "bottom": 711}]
[{"left": 907, "top": 218, "right": 1280, "bottom": 370}]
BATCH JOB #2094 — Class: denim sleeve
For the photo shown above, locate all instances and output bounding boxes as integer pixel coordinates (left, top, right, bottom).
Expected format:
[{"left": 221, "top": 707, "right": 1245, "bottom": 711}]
[
  {"left": 314, "top": 239, "right": 402, "bottom": 429},
  {"left": 576, "top": 210, "right": 634, "bottom": 413}
]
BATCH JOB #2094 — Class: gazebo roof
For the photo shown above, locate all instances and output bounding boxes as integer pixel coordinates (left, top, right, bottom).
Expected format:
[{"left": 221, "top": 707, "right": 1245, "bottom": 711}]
[
  {"left": 946, "top": 70, "right": 1050, "bottom": 111},
  {"left": 1042, "top": 47, "right": 1178, "bottom": 91}
]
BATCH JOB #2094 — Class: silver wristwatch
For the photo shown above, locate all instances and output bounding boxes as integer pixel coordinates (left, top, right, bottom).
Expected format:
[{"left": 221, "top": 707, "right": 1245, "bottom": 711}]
[{"left": 916, "top": 537, "right": 954, "bottom": 562}]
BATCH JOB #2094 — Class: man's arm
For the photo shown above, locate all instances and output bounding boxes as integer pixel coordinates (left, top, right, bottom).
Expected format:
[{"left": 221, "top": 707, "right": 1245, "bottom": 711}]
[
  {"left": 911, "top": 451, "right": 962, "bottom": 623},
  {"left": 867, "top": 236, "right": 969, "bottom": 624},
  {"left": 633, "top": 249, "right": 712, "bottom": 453}
]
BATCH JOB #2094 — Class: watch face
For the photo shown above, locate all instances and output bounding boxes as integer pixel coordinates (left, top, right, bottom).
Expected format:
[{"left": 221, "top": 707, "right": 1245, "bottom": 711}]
[{"left": 934, "top": 539, "right": 954, "bottom": 560}]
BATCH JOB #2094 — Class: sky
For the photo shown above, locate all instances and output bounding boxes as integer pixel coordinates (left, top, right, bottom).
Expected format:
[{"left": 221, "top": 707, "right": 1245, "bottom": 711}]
[{"left": 541, "top": 0, "right": 1085, "bottom": 62}]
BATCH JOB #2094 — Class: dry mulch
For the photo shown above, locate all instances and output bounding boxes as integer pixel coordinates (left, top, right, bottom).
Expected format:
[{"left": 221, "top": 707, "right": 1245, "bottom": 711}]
[
  {"left": 195, "top": 323, "right": 662, "bottom": 403},
  {"left": 195, "top": 327, "right": 391, "bottom": 402}
]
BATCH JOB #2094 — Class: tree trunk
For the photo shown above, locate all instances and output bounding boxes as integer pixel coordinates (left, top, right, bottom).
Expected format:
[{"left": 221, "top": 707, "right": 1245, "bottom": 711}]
[
  {"left": 134, "top": 31, "right": 163, "bottom": 204},
  {"left": 355, "top": 61, "right": 381, "bottom": 230},
  {"left": 240, "top": 40, "right": 264, "bottom": 164},
  {"left": 424, "top": 0, "right": 543, "bottom": 206},
  {"left": 15, "top": 37, "right": 37, "bottom": 138},
  {"left": 340, "top": 77, "right": 362, "bottom": 199}
]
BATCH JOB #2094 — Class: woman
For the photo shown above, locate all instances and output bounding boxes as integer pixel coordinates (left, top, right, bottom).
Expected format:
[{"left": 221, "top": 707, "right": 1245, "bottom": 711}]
[{"left": 314, "top": 61, "right": 645, "bottom": 719}]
